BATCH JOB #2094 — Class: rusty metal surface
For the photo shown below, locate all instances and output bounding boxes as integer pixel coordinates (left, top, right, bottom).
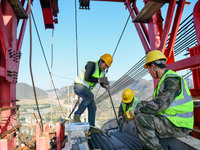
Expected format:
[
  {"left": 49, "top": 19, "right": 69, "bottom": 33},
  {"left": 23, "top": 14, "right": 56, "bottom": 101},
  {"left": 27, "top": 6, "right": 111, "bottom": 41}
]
[{"left": 133, "top": 1, "right": 166, "bottom": 23}]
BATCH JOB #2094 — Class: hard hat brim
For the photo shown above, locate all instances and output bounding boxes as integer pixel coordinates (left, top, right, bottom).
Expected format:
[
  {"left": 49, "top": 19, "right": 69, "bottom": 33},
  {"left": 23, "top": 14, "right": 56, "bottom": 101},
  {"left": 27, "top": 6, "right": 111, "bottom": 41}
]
[{"left": 122, "top": 96, "right": 134, "bottom": 104}]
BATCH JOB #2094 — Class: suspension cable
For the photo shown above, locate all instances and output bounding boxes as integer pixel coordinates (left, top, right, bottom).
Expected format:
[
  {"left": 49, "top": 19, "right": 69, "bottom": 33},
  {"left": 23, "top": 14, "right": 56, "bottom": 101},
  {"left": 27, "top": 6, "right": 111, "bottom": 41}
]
[
  {"left": 112, "top": 11, "right": 132, "bottom": 58},
  {"left": 75, "top": 0, "right": 79, "bottom": 75},
  {"left": 94, "top": 5, "right": 134, "bottom": 100},
  {"left": 63, "top": 0, "right": 80, "bottom": 124},
  {"left": 31, "top": 12, "right": 66, "bottom": 119},
  {"left": 52, "top": 74, "right": 74, "bottom": 80},
  {"left": 28, "top": 0, "right": 43, "bottom": 131},
  {"left": 95, "top": 13, "right": 197, "bottom": 104}
]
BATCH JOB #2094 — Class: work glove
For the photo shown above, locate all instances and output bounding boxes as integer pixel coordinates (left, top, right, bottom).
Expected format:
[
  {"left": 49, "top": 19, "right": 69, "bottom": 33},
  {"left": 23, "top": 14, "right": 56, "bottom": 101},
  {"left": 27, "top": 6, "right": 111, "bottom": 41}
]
[
  {"left": 118, "top": 116, "right": 124, "bottom": 132},
  {"left": 98, "top": 77, "right": 109, "bottom": 85},
  {"left": 101, "top": 83, "right": 110, "bottom": 89},
  {"left": 118, "top": 116, "right": 123, "bottom": 122},
  {"left": 123, "top": 110, "right": 135, "bottom": 124}
]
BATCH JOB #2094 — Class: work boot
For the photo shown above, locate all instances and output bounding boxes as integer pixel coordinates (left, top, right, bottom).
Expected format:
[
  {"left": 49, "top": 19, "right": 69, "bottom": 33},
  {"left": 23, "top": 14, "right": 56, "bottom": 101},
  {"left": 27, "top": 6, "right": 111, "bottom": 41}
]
[{"left": 73, "top": 114, "right": 81, "bottom": 123}]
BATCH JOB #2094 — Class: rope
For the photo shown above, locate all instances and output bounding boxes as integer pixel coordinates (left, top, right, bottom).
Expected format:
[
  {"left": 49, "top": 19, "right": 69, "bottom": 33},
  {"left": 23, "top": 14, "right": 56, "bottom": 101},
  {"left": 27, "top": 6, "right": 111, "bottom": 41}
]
[
  {"left": 31, "top": 12, "right": 66, "bottom": 119},
  {"left": 51, "top": 29, "right": 54, "bottom": 124},
  {"left": 28, "top": 0, "right": 43, "bottom": 131}
]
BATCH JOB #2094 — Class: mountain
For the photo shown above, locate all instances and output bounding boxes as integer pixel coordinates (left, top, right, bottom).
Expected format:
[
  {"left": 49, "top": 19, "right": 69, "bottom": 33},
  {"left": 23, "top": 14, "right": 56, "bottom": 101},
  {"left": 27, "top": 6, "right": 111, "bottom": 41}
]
[
  {"left": 128, "top": 78, "right": 154, "bottom": 101},
  {"left": 16, "top": 83, "right": 49, "bottom": 99}
]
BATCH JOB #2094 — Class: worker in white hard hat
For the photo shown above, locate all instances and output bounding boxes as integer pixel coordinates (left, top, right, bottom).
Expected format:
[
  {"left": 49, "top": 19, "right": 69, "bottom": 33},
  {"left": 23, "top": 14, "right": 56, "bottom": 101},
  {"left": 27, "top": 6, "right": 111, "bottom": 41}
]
[
  {"left": 123, "top": 50, "right": 194, "bottom": 150},
  {"left": 74, "top": 54, "right": 113, "bottom": 133}
]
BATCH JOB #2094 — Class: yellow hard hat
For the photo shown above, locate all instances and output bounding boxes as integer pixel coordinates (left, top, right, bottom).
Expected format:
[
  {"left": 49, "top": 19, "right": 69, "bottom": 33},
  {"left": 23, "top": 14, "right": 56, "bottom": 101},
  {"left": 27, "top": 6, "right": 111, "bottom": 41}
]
[
  {"left": 100, "top": 54, "right": 113, "bottom": 67},
  {"left": 122, "top": 89, "right": 134, "bottom": 104},
  {"left": 144, "top": 50, "right": 168, "bottom": 68}
]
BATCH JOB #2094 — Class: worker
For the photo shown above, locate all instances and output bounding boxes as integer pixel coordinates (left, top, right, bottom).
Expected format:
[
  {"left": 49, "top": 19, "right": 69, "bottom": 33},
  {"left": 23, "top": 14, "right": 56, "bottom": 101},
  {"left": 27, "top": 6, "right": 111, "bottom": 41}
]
[
  {"left": 73, "top": 53, "right": 113, "bottom": 129},
  {"left": 123, "top": 50, "right": 194, "bottom": 150},
  {"left": 118, "top": 89, "right": 140, "bottom": 123}
]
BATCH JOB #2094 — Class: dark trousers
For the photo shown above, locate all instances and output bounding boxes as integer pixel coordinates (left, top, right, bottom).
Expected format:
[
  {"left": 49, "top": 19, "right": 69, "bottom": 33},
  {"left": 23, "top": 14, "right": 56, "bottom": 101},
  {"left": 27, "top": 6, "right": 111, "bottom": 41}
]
[{"left": 74, "top": 83, "right": 96, "bottom": 126}]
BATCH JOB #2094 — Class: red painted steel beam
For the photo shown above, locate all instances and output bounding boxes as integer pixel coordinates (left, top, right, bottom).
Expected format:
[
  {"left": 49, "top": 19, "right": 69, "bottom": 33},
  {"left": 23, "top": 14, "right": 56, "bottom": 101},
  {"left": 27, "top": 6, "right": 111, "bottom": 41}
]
[
  {"left": 166, "top": 54, "right": 200, "bottom": 71},
  {"left": 20, "top": 0, "right": 26, "bottom": 6},
  {"left": 142, "top": 0, "right": 163, "bottom": 50},
  {"left": 148, "top": 9, "right": 163, "bottom": 50},
  {"left": 56, "top": 122, "right": 61, "bottom": 150},
  {"left": 159, "top": 0, "right": 176, "bottom": 50},
  {"left": 164, "top": 0, "right": 185, "bottom": 64},
  {"left": 40, "top": 0, "right": 54, "bottom": 29},
  {"left": 190, "top": 89, "right": 200, "bottom": 97},
  {"left": 0, "top": 138, "right": 9, "bottom": 149},
  {"left": 189, "top": 45, "right": 200, "bottom": 89},
  {"left": 17, "top": 4, "right": 29, "bottom": 51},
  {"left": 133, "top": 5, "right": 149, "bottom": 43},
  {"left": 0, "top": 7, "right": 9, "bottom": 59},
  {"left": 193, "top": 0, "right": 200, "bottom": 45},
  {"left": 0, "top": 67, "right": 6, "bottom": 77},
  {"left": 91, "top": 0, "right": 124, "bottom": 2},
  {"left": 0, "top": 1, "right": 24, "bottom": 149},
  {"left": 36, "top": 124, "right": 42, "bottom": 150},
  {"left": 125, "top": 0, "right": 150, "bottom": 53}
]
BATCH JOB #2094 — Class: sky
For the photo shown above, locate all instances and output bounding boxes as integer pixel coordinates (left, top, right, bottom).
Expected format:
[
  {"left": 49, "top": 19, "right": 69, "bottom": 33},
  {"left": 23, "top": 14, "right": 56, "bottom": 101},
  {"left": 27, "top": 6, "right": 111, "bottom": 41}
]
[{"left": 18, "top": 0, "right": 198, "bottom": 90}]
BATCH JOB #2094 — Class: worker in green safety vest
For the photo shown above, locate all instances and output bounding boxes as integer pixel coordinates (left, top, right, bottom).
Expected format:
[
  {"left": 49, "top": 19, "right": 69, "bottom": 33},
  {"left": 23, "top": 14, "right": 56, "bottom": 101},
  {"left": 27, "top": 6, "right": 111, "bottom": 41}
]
[
  {"left": 118, "top": 89, "right": 140, "bottom": 124},
  {"left": 73, "top": 54, "right": 113, "bottom": 132},
  {"left": 123, "top": 50, "right": 194, "bottom": 150}
]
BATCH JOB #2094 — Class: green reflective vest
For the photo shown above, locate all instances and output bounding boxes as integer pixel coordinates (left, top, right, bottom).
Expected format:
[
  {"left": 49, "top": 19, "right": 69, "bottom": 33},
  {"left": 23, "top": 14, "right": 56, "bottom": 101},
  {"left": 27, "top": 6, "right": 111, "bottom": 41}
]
[
  {"left": 153, "top": 70, "right": 194, "bottom": 129},
  {"left": 122, "top": 98, "right": 140, "bottom": 113},
  {"left": 75, "top": 61, "right": 105, "bottom": 91}
]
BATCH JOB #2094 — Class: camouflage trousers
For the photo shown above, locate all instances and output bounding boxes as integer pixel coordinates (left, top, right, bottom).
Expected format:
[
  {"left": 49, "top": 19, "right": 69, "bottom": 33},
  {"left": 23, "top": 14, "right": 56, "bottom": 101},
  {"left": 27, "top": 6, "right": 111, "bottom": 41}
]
[{"left": 134, "top": 113, "right": 191, "bottom": 150}]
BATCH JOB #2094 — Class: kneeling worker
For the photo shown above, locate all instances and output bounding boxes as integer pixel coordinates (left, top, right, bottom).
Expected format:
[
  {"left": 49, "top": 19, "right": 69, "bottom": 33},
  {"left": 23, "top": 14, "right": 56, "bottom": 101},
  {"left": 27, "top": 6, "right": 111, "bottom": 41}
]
[
  {"left": 73, "top": 54, "right": 113, "bottom": 129},
  {"left": 124, "top": 50, "right": 194, "bottom": 150},
  {"left": 118, "top": 89, "right": 140, "bottom": 124}
]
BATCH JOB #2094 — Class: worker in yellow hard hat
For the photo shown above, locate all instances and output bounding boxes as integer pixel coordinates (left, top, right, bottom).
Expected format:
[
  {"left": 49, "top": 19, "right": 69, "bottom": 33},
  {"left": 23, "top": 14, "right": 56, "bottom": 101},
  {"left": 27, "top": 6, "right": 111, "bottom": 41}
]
[
  {"left": 118, "top": 89, "right": 140, "bottom": 131},
  {"left": 118, "top": 89, "right": 140, "bottom": 122},
  {"left": 123, "top": 50, "right": 194, "bottom": 150},
  {"left": 74, "top": 53, "right": 113, "bottom": 133}
]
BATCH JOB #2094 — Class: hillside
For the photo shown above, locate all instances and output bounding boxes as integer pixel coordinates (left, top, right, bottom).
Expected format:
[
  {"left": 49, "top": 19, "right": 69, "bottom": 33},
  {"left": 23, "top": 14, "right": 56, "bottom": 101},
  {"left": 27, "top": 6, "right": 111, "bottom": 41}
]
[{"left": 16, "top": 83, "right": 49, "bottom": 99}]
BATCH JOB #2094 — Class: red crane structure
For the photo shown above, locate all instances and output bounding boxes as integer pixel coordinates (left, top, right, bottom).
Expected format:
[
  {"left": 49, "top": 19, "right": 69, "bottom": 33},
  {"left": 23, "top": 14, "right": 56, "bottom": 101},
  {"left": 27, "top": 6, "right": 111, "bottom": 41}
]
[
  {"left": 85, "top": 0, "right": 200, "bottom": 139},
  {"left": 0, "top": 0, "right": 200, "bottom": 149}
]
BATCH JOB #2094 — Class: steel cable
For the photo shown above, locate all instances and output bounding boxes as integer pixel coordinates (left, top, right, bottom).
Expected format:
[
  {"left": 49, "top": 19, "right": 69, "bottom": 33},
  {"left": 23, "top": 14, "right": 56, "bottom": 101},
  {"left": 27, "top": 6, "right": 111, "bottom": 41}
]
[
  {"left": 75, "top": 0, "right": 79, "bottom": 75},
  {"left": 95, "top": 12, "right": 197, "bottom": 104},
  {"left": 94, "top": 5, "right": 134, "bottom": 100}
]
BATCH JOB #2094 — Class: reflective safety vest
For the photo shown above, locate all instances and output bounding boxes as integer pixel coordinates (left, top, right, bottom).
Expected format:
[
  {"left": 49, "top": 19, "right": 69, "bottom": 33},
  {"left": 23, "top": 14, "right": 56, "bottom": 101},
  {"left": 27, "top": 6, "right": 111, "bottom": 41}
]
[
  {"left": 74, "top": 61, "right": 105, "bottom": 91},
  {"left": 154, "top": 70, "right": 194, "bottom": 129},
  {"left": 122, "top": 98, "right": 140, "bottom": 113}
]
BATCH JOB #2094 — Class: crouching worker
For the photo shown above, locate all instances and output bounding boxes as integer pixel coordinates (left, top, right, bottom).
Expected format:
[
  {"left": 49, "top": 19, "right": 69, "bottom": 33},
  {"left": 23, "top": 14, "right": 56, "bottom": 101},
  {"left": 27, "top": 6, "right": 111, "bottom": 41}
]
[
  {"left": 73, "top": 54, "right": 113, "bottom": 133},
  {"left": 124, "top": 50, "right": 194, "bottom": 150},
  {"left": 118, "top": 89, "right": 140, "bottom": 130}
]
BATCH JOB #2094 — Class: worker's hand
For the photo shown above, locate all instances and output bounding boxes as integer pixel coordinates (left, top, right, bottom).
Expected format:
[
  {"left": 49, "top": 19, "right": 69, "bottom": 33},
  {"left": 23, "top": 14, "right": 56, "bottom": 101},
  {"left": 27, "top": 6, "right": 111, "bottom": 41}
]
[
  {"left": 98, "top": 77, "right": 109, "bottom": 85},
  {"left": 123, "top": 110, "right": 135, "bottom": 124},
  {"left": 101, "top": 83, "right": 110, "bottom": 89},
  {"left": 118, "top": 116, "right": 123, "bottom": 122},
  {"left": 118, "top": 116, "right": 124, "bottom": 132}
]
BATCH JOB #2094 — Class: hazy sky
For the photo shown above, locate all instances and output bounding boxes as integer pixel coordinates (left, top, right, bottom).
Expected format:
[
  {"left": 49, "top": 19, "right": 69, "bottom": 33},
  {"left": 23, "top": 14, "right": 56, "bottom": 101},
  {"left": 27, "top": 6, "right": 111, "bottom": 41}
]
[{"left": 18, "top": 0, "right": 197, "bottom": 90}]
